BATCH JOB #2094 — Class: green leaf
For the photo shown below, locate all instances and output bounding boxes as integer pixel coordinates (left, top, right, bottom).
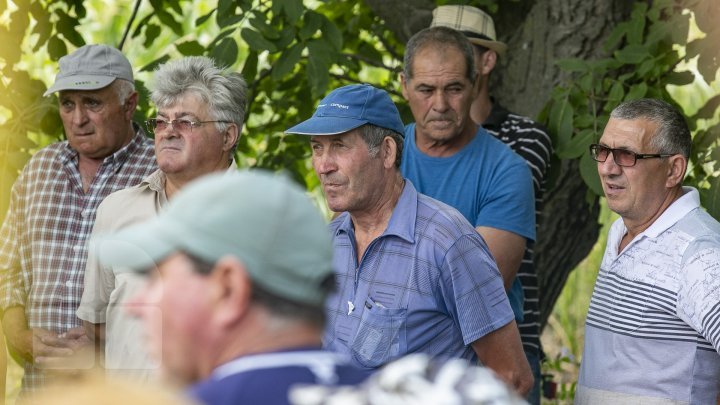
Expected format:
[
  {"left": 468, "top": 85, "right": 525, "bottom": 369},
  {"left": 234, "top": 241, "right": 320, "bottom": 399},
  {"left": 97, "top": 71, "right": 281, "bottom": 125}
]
[
  {"left": 273, "top": 25, "right": 296, "bottom": 50},
  {"left": 548, "top": 97, "right": 574, "bottom": 149},
  {"left": 700, "top": 172, "right": 720, "bottom": 221},
  {"left": 272, "top": 43, "right": 303, "bottom": 80},
  {"left": 556, "top": 128, "right": 594, "bottom": 159},
  {"left": 148, "top": 0, "right": 183, "bottom": 36},
  {"left": 579, "top": 151, "right": 604, "bottom": 196},
  {"left": 176, "top": 40, "right": 205, "bottom": 56},
  {"left": 140, "top": 55, "right": 171, "bottom": 72},
  {"left": 299, "top": 11, "right": 322, "bottom": 40},
  {"left": 665, "top": 70, "right": 695, "bottom": 86},
  {"left": 241, "top": 51, "right": 258, "bottom": 82},
  {"left": 143, "top": 24, "right": 161, "bottom": 49},
  {"left": 196, "top": 9, "right": 216, "bottom": 26},
  {"left": 627, "top": 3, "right": 647, "bottom": 45},
  {"left": 614, "top": 44, "right": 650, "bottom": 65},
  {"left": 280, "top": 0, "right": 303, "bottom": 23},
  {"left": 603, "top": 22, "right": 628, "bottom": 52},
  {"left": 249, "top": 12, "right": 280, "bottom": 40},
  {"left": 625, "top": 83, "right": 647, "bottom": 100},
  {"left": 556, "top": 58, "right": 588, "bottom": 72},
  {"left": 307, "top": 52, "right": 329, "bottom": 98},
  {"left": 216, "top": 0, "right": 239, "bottom": 28},
  {"left": 321, "top": 17, "right": 342, "bottom": 51},
  {"left": 210, "top": 38, "right": 239, "bottom": 67},
  {"left": 47, "top": 35, "right": 67, "bottom": 61},
  {"left": 241, "top": 28, "right": 277, "bottom": 53},
  {"left": 56, "top": 10, "right": 84, "bottom": 47},
  {"left": 30, "top": 2, "right": 51, "bottom": 51},
  {"left": 607, "top": 81, "right": 624, "bottom": 106},
  {"left": 692, "top": 95, "right": 720, "bottom": 120}
]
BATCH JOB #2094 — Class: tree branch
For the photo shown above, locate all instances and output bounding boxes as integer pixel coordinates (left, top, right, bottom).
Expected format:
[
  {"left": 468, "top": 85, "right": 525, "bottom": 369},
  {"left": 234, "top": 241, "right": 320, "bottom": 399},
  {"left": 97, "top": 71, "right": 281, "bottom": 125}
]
[{"left": 118, "top": 0, "right": 143, "bottom": 50}]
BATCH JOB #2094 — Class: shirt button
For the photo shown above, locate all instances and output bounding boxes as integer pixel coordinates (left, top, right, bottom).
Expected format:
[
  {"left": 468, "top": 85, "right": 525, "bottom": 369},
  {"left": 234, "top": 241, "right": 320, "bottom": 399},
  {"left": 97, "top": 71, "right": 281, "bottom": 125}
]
[
  {"left": 81, "top": 210, "right": 90, "bottom": 218},
  {"left": 73, "top": 245, "right": 81, "bottom": 252},
  {"left": 65, "top": 280, "right": 73, "bottom": 287}
]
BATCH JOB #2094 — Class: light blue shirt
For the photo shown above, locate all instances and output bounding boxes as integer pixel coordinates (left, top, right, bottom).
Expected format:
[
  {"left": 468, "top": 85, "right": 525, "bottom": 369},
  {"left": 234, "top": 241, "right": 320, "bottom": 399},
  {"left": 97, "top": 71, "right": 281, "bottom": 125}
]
[
  {"left": 401, "top": 124, "right": 535, "bottom": 322},
  {"left": 322, "top": 181, "right": 513, "bottom": 369}
]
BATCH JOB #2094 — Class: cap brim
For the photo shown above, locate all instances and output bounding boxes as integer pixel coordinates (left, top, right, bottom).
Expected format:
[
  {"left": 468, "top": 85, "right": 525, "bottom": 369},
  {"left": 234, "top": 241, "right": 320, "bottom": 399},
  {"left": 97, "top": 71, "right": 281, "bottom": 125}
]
[
  {"left": 285, "top": 116, "right": 368, "bottom": 136},
  {"left": 43, "top": 75, "right": 117, "bottom": 97},
  {"left": 94, "top": 217, "right": 179, "bottom": 273},
  {"left": 468, "top": 38, "right": 507, "bottom": 56}
]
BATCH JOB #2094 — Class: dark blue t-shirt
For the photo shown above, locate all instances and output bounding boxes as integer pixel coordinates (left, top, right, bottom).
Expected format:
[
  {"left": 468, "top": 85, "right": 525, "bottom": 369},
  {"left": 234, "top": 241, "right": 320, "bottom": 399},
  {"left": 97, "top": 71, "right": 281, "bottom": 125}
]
[{"left": 188, "top": 348, "right": 370, "bottom": 405}]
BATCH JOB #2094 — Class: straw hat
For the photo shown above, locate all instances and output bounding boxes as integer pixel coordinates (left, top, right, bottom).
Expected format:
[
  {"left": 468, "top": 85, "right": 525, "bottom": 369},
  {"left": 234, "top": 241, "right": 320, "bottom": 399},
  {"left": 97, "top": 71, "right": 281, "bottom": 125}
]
[{"left": 430, "top": 5, "right": 507, "bottom": 56}]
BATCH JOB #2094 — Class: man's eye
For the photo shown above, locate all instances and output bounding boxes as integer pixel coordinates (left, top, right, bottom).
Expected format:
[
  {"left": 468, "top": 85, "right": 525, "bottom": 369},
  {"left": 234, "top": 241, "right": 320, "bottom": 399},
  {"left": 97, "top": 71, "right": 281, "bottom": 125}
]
[{"left": 177, "top": 120, "right": 194, "bottom": 130}]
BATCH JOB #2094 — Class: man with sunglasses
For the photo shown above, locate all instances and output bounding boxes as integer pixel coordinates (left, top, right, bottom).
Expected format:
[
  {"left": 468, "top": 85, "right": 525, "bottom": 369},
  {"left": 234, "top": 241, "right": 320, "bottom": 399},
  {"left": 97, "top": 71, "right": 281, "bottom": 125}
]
[
  {"left": 0, "top": 44, "right": 157, "bottom": 394},
  {"left": 576, "top": 99, "right": 720, "bottom": 404},
  {"left": 76, "top": 56, "right": 245, "bottom": 381}
]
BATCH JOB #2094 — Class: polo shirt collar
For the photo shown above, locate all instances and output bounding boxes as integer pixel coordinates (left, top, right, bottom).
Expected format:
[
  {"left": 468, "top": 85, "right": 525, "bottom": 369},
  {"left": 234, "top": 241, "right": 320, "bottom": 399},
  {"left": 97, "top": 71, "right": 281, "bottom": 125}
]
[
  {"left": 641, "top": 186, "right": 700, "bottom": 238},
  {"left": 335, "top": 179, "right": 417, "bottom": 244}
]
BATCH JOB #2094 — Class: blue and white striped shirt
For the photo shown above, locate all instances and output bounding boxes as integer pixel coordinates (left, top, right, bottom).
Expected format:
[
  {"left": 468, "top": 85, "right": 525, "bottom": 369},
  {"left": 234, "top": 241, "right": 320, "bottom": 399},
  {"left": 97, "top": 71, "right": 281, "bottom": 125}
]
[{"left": 577, "top": 187, "right": 720, "bottom": 404}]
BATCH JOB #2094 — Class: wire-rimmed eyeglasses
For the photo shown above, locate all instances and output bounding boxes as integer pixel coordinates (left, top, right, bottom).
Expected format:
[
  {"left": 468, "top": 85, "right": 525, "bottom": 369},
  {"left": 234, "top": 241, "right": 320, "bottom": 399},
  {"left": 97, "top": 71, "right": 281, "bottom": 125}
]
[
  {"left": 589, "top": 143, "right": 674, "bottom": 167},
  {"left": 145, "top": 118, "right": 232, "bottom": 134}
]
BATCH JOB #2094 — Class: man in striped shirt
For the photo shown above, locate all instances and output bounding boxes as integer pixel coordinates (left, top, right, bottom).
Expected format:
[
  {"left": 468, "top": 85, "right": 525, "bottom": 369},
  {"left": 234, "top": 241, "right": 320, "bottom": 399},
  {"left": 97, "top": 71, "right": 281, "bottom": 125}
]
[
  {"left": 0, "top": 44, "right": 156, "bottom": 393},
  {"left": 577, "top": 99, "right": 720, "bottom": 404},
  {"left": 430, "top": 7, "right": 553, "bottom": 404}
]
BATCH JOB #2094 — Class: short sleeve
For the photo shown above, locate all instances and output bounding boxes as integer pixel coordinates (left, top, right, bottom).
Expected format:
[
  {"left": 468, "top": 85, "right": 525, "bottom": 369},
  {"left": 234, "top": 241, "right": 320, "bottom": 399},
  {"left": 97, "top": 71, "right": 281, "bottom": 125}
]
[
  {"left": 440, "top": 233, "right": 514, "bottom": 345},
  {"left": 676, "top": 238, "right": 720, "bottom": 353}
]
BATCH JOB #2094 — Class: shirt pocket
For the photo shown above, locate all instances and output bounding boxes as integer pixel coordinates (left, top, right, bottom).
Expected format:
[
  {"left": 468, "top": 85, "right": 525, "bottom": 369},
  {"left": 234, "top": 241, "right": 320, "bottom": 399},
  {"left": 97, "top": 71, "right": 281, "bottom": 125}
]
[{"left": 350, "top": 297, "right": 407, "bottom": 368}]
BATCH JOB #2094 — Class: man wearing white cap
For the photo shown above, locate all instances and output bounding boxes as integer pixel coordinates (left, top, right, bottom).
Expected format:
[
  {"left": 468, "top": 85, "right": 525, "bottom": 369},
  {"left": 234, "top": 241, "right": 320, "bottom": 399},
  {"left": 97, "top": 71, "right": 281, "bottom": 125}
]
[
  {"left": 0, "top": 44, "right": 156, "bottom": 392},
  {"left": 430, "top": 6, "right": 553, "bottom": 404},
  {"left": 96, "top": 170, "right": 368, "bottom": 405}
]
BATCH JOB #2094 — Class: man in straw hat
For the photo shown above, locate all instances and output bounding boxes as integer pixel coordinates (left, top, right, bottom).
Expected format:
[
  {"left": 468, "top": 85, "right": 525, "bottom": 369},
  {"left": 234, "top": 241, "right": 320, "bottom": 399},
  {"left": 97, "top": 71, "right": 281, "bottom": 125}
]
[
  {"left": 0, "top": 44, "right": 156, "bottom": 393},
  {"left": 430, "top": 6, "right": 553, "bottom": 403},
  {"left": 96, "top": 170, "right": 368, "bottom": 405},
  {"left": 286, "top": 83, "right": 533, "bottom": 395}
]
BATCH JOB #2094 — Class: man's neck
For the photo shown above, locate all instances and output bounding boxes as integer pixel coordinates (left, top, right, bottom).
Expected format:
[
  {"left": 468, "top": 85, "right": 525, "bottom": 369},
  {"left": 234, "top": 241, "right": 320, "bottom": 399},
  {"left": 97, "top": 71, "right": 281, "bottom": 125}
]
[
  {"left": 471, "top": 88, "right": 493, "bottom": 125},
  {"left": 619, "top": 186, "right": 685, "bottom": 252},
  {"left": 416, "top": 123, "right": 479, "bottom": 158},
  {"left": 349, "top": 174, "right": 404, "bottom": 260},
  {"left": 165, "top": 159, "right": 231, "bottom": 199}
]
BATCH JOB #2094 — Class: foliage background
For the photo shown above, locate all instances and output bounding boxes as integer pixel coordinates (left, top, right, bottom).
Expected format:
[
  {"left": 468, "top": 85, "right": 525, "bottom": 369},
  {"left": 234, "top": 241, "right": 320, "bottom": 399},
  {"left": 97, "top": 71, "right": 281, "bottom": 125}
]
[{"left": 0, "top": 0, "right": 718, "bottom": 402}]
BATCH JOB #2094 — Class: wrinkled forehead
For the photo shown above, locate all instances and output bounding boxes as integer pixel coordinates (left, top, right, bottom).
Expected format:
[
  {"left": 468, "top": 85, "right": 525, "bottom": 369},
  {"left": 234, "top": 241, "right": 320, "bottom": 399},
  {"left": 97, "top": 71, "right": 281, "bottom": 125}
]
[{"left": 600, "top": 117, "right": 659, "bottom": 150}]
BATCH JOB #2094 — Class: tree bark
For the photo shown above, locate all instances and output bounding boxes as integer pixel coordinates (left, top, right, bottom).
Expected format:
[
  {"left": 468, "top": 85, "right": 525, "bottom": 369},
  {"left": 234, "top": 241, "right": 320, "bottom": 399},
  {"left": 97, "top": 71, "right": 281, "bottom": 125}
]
[{"left": 367, "top": 0, "right": 634, "bottom": 330}]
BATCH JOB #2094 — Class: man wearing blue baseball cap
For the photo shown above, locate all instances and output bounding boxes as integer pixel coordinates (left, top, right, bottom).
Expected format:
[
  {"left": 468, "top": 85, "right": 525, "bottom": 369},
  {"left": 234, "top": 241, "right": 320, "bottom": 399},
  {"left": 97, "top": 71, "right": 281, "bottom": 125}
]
[
  {"left": 286, "top": 83, "right": 533, "bottom": 395},
  {"left": 94, "top": 170, "right": 368, "bottom": 405}
]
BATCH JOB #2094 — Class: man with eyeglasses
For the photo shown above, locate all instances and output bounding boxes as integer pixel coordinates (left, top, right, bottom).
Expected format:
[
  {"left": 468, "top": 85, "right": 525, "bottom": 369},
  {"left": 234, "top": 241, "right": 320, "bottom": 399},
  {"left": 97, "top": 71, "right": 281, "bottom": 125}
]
[
  {"left": 76, "top": 56, "right": 245, "bottom": 382},
  {"left": 0, "top": 44, "right": 157, "bottom": 394},
  {"left": 576, "top": 98, "right": 720, "bottom": 404}
]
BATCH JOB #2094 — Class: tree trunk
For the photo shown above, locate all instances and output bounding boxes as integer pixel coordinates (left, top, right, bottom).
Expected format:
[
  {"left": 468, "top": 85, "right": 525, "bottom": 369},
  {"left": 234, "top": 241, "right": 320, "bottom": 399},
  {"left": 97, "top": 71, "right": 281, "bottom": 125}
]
[{"left": 366, "top": 0, "right": 633, "bottom": 330}]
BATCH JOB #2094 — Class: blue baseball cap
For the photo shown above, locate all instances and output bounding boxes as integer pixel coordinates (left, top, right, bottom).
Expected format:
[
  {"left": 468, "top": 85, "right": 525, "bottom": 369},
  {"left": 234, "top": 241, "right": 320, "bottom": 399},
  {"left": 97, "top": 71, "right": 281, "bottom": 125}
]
[{"left": 285, "top": 84, "right": 404, "bottom": 137}]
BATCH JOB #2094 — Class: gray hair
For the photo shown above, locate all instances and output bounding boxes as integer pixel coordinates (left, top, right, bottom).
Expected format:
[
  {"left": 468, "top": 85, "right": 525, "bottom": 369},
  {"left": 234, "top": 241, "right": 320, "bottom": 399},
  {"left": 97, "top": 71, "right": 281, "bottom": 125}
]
[
  {"left": 113, "top": 79, "right": 135, "bottom": 104},
  {"left": 150, "top": 56, "right": 248, "bottom": 156},
  {"left": 403, "top": 26, "right": 477, "bottom": 84},
  {"left": 610, "top": 98, "right": 691, "bottom": 158},
  {"left": 359, "top": 124, "right": 404, "bottom": 168}
]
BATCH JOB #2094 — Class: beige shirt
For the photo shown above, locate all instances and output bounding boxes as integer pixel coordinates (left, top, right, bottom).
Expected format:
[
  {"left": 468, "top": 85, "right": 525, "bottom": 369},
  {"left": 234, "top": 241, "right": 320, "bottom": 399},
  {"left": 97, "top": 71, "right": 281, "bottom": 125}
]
[{"left": 77, "top": 164, "right": 236, "bottom": 380}]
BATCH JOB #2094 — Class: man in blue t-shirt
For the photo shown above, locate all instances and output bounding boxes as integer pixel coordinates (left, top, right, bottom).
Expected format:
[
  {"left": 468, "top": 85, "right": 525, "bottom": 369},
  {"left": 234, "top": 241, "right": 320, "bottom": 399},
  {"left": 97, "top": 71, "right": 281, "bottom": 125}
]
[
  {"left": 92, "top": 171, "right": 368, "bottom": 405},
  {"left": 400, "top": 26, "right": 535, "bottom": 332}
]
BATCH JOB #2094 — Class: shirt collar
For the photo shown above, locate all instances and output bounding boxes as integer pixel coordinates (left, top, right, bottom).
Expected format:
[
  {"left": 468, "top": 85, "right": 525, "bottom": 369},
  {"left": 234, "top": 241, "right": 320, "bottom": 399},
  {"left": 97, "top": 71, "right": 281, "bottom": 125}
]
[
  {"left": 482, "top": 99, "right": 509, "bottom": 130},
  {"left": 641, "top": 186, "right": 700, "bottom": 238},
  {"left": 59, "top": 122, "right": 150, "bottom": 170},
  {"left": 335, "top": 179, "right": 417, "bottom": 244}
]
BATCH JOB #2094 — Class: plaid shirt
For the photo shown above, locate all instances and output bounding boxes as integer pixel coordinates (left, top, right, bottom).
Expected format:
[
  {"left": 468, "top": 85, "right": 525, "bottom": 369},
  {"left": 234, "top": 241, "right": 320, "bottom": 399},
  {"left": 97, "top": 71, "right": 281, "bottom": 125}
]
[{"left": 0, "top": 127, "right": 156, "bottom": 391}]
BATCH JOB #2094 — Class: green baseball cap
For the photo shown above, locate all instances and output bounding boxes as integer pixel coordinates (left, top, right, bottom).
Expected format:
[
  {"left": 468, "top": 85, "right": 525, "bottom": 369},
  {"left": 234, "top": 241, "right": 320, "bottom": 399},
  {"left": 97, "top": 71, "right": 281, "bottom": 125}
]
[{"left": 95, "top": 170, "right": 333, "bottom": 307}]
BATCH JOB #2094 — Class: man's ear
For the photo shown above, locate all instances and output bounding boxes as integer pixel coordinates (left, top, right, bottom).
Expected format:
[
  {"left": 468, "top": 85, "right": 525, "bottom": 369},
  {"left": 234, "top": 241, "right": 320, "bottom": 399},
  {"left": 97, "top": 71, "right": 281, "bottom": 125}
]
[
  {"left": 124, "top": 92, "right": 139, "bottom": 120},
  {"left": 382, "top": 135, "right": 398, "bottom": 169},
  {"left": 400, "top": 72, "right": 409, "bottom": 100},
  {"left": 223, "top": 123, "right": 239, "bottom": 153},
  {"left": 480, "top": 50, "right": 497, "bottom": 76},
  {"left": 209, "top": 255, "right": 252, "bottom": 328},
  {"left": 666, "top": 155, "right": 687, "bottom": 188}
]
